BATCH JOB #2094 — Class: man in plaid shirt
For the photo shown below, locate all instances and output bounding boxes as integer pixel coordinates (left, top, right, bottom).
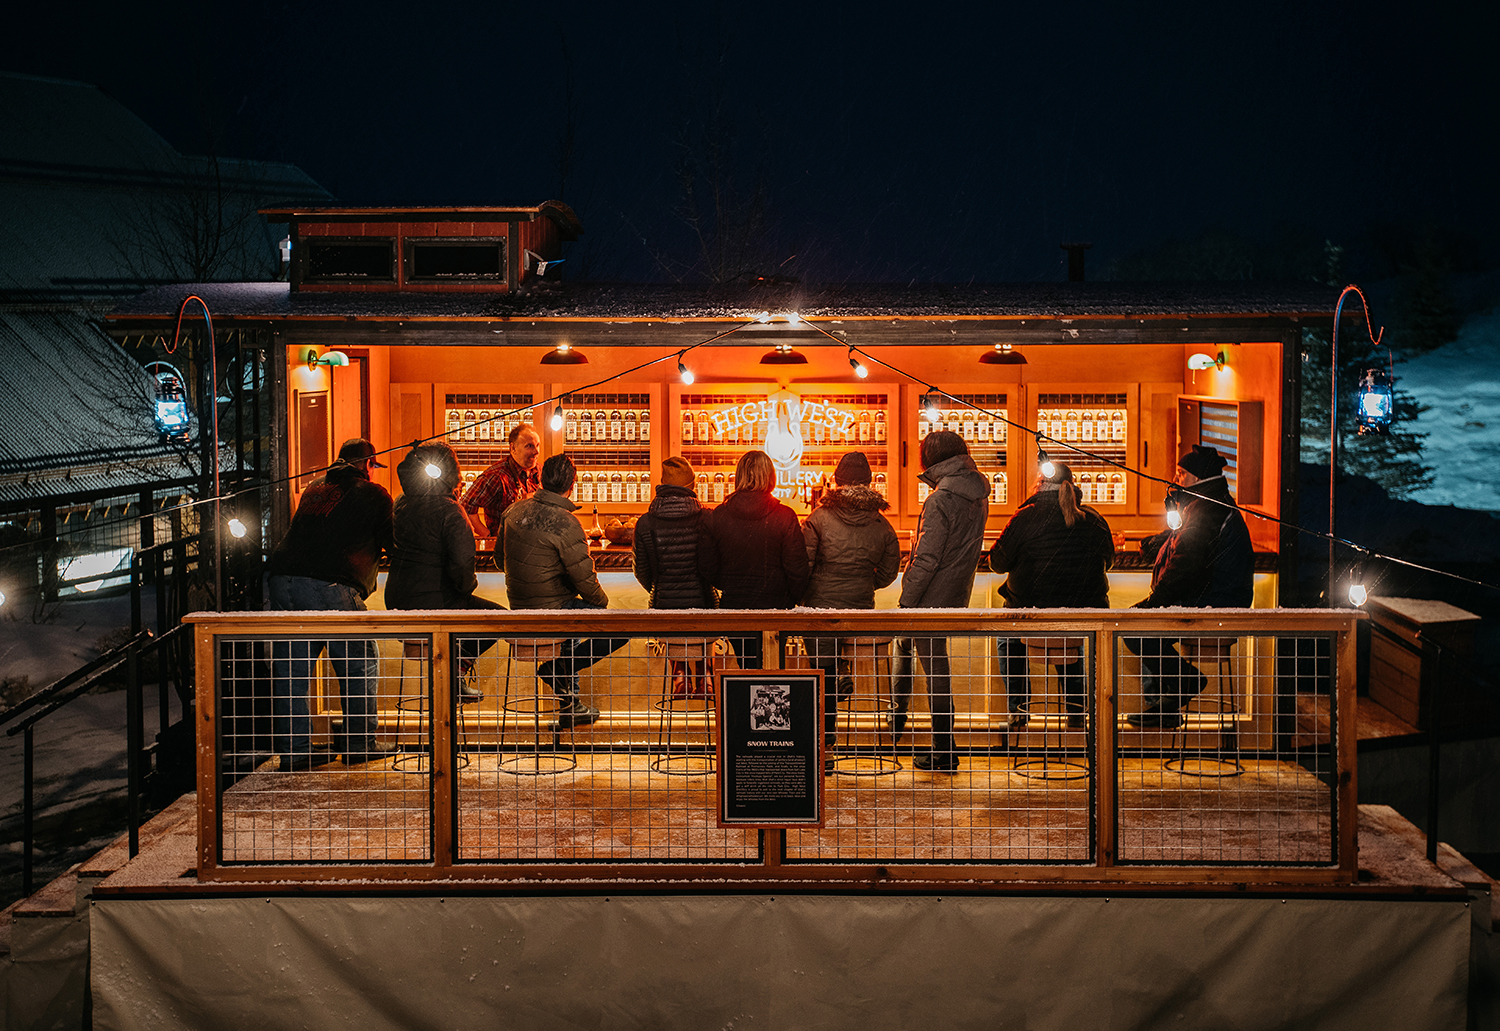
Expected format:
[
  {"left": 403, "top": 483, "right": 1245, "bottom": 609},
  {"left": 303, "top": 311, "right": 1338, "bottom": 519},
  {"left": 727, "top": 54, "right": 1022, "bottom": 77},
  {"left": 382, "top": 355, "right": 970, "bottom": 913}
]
[{"left": 462, "top": 423, "right": 541, "bottom": 543}]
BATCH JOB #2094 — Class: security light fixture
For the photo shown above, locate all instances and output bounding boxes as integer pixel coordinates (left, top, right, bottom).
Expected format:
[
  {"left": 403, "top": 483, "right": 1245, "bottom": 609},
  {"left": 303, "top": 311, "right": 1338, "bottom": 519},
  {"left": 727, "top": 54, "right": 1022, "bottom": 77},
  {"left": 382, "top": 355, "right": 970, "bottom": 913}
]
[
  {"left": 1355, "top": 368, "right": 1394, "bottom": 435},
  {"left": 979, "top": 343, "right": 1027, "bottom": 365},
  {"left": 1187, "top": 350, "right": 1226, "bottom": 372},
  {"left": 540, "top": 342, "right": 588, "bottom": 365}
]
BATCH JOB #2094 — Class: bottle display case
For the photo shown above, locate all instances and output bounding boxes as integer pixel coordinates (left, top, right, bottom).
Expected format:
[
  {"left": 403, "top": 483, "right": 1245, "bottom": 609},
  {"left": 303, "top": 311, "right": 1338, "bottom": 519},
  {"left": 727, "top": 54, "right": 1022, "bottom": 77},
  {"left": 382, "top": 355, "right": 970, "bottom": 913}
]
[
  {"left": 559, "top": 391, "right": 655, "bottom": 511},
  {"left": 1033, "top": 392, "right": 1131, "bottom": 507},
  {"left": 674, "top": 388, "right": 895, "bottom": 510},
  {"left": 442, "top": 392, "right": 535, "bottom": 494},
  {"left": 913, "top": 392, "right": 1011, "bottom": 511}
]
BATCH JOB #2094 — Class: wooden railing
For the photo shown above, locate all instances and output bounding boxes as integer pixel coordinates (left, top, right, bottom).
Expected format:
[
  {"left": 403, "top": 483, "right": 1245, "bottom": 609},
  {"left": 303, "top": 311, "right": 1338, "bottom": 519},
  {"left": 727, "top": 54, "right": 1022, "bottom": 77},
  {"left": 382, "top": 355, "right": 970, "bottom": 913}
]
[{"left": 191, "top": 608, "right": 1360, "bottom": 889}]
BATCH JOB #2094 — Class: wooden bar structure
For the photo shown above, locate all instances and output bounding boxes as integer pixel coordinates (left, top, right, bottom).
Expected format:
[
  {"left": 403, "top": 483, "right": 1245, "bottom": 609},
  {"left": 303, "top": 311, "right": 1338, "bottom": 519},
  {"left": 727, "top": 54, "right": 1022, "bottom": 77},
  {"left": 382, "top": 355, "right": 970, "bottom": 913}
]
[{"left": 191, "top": 608, "right": 1361, "bottom": 888}]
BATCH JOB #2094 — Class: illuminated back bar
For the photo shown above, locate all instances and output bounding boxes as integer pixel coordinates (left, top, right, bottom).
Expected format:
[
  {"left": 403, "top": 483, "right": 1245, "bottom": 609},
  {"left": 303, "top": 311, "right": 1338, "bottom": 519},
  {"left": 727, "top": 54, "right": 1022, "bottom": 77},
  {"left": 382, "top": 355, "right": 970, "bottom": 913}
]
[{"left": 104, "top": 205, "right": 1338, "bottom": 603}]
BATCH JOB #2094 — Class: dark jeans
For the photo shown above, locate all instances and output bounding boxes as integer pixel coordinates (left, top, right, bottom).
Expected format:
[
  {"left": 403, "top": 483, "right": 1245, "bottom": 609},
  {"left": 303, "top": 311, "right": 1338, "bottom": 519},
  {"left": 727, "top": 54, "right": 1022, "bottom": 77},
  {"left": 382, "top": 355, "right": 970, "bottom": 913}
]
[
  {"left": 892, "top": 635, "right": 953, "bottom": 759},
  {"left": 997, "top": 638, "right": 1086, "bottom": 715},
  {"left": 1123, "top": 636, "right": 1206, "bottom": 712},
  {"left": 537, "top": 598, "right": 628, "bottom": 696},
  {"left": 268, "top": 575, "right": 377, "bottom": 761}
]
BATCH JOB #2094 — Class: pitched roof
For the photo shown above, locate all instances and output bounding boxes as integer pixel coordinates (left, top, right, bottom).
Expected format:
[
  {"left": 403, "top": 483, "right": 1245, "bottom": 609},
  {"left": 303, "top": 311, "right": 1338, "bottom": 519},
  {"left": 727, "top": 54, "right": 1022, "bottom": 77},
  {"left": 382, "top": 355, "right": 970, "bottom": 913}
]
[{"left": 0, "top": 310, "right": 198, "bottom": 505}]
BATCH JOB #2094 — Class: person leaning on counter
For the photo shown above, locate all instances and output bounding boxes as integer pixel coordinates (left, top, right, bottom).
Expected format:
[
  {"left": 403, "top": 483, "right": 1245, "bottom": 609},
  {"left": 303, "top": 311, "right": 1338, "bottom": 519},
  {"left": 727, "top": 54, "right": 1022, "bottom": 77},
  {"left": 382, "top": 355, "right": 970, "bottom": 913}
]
[{"left": 461, "top": 423, "right": 541, "bottom": 549}]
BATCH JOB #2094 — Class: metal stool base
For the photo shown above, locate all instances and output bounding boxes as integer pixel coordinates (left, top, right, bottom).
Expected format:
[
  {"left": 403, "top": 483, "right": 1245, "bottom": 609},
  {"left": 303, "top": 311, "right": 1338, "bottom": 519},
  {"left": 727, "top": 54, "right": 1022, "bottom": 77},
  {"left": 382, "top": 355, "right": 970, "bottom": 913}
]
[{"left": 497, "top": 753, "right": 578, "bottom": 776}]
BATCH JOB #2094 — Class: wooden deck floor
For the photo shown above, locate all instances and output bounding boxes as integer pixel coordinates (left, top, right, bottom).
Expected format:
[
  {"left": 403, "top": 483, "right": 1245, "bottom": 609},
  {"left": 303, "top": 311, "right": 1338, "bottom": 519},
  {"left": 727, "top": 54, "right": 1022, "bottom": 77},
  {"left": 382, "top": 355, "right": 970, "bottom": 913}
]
[{"left": 218, "top": 751, "right": 1333, "bottom": 867}]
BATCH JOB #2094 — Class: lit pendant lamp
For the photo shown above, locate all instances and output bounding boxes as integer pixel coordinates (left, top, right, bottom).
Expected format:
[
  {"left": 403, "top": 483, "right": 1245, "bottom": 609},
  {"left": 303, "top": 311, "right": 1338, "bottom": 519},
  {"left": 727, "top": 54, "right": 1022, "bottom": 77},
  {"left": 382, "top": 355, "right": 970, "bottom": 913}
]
[
  {"left": 759, "top": 343, "right": 807, "bottom": 365},
  {"left": 541, "top": 342, "right": 588, "bottom": 364},
  {"left": 979, "top": 343, "right": 1027, "bottom": 365}
]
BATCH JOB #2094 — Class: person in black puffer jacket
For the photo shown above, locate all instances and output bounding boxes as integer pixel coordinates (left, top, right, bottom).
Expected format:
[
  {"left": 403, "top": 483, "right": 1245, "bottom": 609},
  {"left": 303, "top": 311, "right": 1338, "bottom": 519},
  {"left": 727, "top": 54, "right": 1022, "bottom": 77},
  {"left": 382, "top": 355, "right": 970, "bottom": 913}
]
[
  {"left": 802, "top": 452, "right": 900, "bottom": 765},
  {"left": 1124, "top": 445, "right": 1254, "bottom": 729},
  {"left": 635, "top": 456, "right": 716, "bottom": 695},
  {"left": 988, "top": 462, "right": 1114, "bottom": 726},
  {"left": 385, "top": 442, "right": 503, "bottom": 700},
  {"left": 700, "top": 450, "right": 810, "bottom": 670}
]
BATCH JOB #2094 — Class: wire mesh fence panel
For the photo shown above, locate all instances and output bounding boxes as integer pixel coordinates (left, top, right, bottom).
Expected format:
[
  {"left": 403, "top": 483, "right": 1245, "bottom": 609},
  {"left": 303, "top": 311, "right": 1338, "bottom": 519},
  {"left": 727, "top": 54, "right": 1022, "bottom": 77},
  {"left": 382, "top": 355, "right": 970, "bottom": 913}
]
[
  {"left": 784, "top": 633, "right": 1094, "bottom": 864},
  {"left": 454, "top": 634, "right": 759, "bottom": 862},
  {"left": 1113, "top": 633, "right": 1336, "bottom": 866},
  {"left": 217, "top": 634, "right": 431, "bottom": 863}
]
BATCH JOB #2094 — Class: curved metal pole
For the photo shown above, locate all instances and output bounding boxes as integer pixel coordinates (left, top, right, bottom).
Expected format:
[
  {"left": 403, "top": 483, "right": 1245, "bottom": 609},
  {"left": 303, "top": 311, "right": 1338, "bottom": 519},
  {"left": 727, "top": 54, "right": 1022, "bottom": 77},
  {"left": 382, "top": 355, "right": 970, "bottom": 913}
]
[
  {"left": 1328, "top": 285, "right": 1383, "bottom": 607},
  {"left": 172, "top": 295, "right": 220, "bottom": 610}
]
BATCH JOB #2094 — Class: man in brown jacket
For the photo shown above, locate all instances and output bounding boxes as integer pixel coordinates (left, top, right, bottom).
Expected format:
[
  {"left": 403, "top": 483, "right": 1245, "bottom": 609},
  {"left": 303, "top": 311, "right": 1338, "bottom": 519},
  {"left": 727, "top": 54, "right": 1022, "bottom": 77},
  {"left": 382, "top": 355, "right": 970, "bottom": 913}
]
[{"left": 501, "top": 454, "right": 624, "bottom": 726}]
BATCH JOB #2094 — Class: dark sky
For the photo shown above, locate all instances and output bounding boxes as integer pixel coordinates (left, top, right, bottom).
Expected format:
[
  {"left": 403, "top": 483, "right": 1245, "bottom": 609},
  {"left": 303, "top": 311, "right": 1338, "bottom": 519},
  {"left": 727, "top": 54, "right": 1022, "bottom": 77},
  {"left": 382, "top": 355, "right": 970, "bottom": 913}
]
[{"left": 12, "top": 0, "right": 1497, "bottom": 283}]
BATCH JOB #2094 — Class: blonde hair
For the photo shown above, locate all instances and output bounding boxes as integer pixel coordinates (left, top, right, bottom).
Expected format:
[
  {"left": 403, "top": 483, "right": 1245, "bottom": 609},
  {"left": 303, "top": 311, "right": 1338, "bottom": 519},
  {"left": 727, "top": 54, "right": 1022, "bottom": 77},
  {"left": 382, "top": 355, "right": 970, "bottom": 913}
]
[
  {"left": 1035, "top": 462, "right": 1084, "bottom": 528},
  {"left": 734, "top": 450, "right": 776, "bottom": 494}
]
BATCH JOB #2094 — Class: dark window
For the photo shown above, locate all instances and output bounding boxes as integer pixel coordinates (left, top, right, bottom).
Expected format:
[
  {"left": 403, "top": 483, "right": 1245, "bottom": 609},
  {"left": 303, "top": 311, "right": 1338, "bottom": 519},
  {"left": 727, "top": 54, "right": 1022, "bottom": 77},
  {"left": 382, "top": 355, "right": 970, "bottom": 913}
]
[
  {"left": 405, "top": 238, "right": 506, "bottom": 281},
  {"left": 302, "top": 239, "right": 396, "bottom": 281}
]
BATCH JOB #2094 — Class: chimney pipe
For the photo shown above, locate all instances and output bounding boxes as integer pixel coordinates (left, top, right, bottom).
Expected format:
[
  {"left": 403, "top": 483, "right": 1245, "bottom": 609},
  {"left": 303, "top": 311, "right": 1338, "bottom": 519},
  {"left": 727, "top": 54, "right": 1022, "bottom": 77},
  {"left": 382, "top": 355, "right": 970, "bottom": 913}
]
[{"left": 1061, "top": 242, "right": 1092, "bottom": 283}]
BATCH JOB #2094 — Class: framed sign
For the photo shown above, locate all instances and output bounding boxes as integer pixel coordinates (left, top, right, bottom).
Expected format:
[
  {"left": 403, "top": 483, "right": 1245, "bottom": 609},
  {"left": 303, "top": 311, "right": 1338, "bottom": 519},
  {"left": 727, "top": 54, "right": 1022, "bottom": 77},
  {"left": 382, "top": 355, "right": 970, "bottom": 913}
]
[{"left": 716, "top": 669, "right": 824, "bottom": 828}]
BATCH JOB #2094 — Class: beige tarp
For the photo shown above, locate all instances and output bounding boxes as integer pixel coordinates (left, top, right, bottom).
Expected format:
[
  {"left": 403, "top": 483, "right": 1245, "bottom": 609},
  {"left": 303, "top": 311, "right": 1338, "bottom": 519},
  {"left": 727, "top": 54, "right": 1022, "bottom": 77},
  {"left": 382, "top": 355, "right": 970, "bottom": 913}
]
[{"left": 91, "top": 893, "right": 1468, "bottom": 1030}]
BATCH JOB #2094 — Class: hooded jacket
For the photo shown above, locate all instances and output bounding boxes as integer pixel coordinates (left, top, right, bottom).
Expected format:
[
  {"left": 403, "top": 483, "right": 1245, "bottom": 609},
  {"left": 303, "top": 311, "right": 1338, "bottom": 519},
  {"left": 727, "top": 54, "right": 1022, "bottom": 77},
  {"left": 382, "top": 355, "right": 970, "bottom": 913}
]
[
  {"left": 988, "top": 486, "right": 1114, "bottom": 608},
  {"left": 801, "top": 485, "right": 901, "bottom": 609},
  {"left": 1137, "top": 475, "right": 1253, "bottom": 608},
  {"left": 385, "top": 449, "right": 497, "bottom": 610},
  {"left": 701, "top": 489, "right": 810, "bottom": 609},
  {"left": 898, "top": 453, "right": 990, "bottom": 608},
  {"left": 501, "top": 490, "right": 608, "bottom": 610},
  {"left": 634, "top": 485, "right": 716, "bottom": 609},
  {"left": 266, "top": 461, "right": 393, "bottom": 599}
]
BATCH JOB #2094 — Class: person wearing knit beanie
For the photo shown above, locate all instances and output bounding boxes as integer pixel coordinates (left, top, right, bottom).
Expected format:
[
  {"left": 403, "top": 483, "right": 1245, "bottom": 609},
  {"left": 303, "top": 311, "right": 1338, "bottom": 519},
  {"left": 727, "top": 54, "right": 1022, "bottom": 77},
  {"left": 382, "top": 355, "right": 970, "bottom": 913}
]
[
  {"left": 1177, "top": 445, "right": 1227, "bottom": 481},
  {"left": 833, "top": 451, "right": 873, "bottom": 486},
  {"left": 660, "top": 455, "right": 695, "bottom": 489}
]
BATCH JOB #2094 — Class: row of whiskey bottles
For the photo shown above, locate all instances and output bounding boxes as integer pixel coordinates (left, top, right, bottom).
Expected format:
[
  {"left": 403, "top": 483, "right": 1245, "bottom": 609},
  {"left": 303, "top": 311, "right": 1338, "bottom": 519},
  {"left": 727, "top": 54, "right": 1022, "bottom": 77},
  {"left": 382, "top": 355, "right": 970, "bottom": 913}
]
[
  {"left": 563, "top": 409, "right": 651, "bottom": 444},
  {"left": 918, "top": 473, "right": 1010, "bottom": 506},
  {"left": 679, "top": 409, "right": 888, "bottom": 445},
  {"left": 446, "top": 408, "right": 534, "bottom": 443}
]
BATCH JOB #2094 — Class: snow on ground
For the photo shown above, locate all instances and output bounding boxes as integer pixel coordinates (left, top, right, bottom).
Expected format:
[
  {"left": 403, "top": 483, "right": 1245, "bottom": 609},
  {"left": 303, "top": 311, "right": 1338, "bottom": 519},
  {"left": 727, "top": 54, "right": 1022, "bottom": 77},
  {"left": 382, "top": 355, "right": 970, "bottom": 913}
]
[{"left": 1400, "top": 307, "right": 1500, "bottom": 512}]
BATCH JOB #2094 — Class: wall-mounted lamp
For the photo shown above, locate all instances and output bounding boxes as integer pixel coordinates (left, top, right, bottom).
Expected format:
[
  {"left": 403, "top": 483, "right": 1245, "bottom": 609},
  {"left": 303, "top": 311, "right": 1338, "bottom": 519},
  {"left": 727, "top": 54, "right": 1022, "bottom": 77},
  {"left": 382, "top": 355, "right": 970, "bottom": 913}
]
[
  {"left": 979, "top": 343, "right": 1027, "bottom": 365},
  {"left": 306, "top": 348, "right": 350, "bottom": 370},
  {"left": 1187, "top": 350, "right": 1227, "bottom": 372},
  {"left": 760, "top": 343, "right": 807, "bottom": 365},
  {"left": 540, "top": 342, "right": 588, "bottom": 365}
]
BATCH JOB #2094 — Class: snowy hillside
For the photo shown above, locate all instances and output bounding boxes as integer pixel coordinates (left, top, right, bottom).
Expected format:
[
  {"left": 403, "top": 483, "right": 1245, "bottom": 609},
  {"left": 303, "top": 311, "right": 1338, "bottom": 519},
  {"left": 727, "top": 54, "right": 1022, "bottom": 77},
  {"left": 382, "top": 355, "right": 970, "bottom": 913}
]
[{"left": 1400, "top": 307, "right": 1500, "bottom": 512}]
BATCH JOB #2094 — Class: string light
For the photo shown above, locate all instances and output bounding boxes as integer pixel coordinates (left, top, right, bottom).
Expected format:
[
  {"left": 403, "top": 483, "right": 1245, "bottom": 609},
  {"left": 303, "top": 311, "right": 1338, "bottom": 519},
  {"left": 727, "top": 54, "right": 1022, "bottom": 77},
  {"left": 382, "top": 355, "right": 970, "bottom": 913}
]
[
  {"left": 226, "top": 517, "right": 248, "bottom": 539},
  {"left": 425, "top": 462, "right": 443, "bottom": 479},
  {"left": 849, "top": 349, "right": 868, "bottom": 378},
  {"left": 922, "top": 389, "right": 941, "bottom": 422},
  {"left": 678, "top": 355, "right": 695, "bottom": 385},
  {"left": 1165, "top": 490, "right": 1183, "bottom": 531},
  {"left": 1037, "top": 449, "right": 1056, "bottom": 479},
  {"left": 549, "top": 404, "right": 565, "bottom": 432}
]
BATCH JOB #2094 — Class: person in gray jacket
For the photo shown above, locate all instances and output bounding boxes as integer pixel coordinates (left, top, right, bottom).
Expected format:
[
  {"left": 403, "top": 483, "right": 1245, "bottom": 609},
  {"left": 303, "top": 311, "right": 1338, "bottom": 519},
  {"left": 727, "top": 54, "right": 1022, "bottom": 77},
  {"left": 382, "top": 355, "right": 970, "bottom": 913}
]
[
  {"left": 801, "top": 452, "right": 901, "bottom": 770},
  {"left": 894, "top": 430, "right": 991, "bottom": 772},
  {"left": 501, "top": 454, "right": 624, "bottom": 727}
]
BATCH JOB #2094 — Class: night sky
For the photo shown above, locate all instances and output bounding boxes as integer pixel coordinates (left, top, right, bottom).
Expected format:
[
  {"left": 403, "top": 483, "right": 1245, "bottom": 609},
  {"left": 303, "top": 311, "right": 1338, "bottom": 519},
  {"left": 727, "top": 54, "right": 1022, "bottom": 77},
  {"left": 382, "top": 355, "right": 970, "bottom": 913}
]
[{"left": 12, "top": 1, "right": 1497, "bottom": 283}]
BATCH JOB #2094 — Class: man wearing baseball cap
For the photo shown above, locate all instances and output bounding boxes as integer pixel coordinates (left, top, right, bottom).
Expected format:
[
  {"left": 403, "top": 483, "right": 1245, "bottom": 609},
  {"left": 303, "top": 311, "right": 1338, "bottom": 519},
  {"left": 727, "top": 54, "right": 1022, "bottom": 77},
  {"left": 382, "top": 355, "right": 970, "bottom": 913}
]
[
  {"left": 266, "top": 437, "right": 395, "bottom": 769},
  {"left": 1124, "top": 444, "right": 1253, "bottom": 729}
]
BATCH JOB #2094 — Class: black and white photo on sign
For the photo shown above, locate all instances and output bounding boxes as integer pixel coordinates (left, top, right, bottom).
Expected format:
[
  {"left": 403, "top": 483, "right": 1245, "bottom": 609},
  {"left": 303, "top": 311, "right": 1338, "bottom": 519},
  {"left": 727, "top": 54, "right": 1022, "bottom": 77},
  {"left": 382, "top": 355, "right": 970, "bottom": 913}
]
[{"left": 748, "top": 684, "right": 791, "bottom": 732}]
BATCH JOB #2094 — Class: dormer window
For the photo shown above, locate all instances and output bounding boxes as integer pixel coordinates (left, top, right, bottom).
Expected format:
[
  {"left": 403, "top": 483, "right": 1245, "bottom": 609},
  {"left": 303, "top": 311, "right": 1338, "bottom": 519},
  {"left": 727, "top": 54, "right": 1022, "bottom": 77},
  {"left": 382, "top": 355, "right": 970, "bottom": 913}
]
[
  {"left": 405, "top": 238, "right": 506, "bottom": 282},
  {"left": 301, "top": 238, "right": 396, "bottom": 282}
]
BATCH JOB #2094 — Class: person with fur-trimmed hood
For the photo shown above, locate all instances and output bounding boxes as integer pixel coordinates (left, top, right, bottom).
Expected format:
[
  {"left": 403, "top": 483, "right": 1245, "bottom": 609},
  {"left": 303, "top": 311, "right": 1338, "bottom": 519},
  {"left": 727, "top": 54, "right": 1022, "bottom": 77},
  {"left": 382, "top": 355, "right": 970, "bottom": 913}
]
[{"left": 801, "top": 452, "right": 901, "bottom": 769}]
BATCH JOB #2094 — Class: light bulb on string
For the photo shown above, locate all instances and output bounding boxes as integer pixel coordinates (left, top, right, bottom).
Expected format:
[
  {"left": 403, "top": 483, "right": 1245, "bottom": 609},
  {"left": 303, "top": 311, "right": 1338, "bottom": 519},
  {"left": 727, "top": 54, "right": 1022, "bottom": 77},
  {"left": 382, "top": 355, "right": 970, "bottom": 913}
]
[
  {"left": 1348, "top": 558, "right": 1369, "bottom": 606},
  {"left": 849, "top": 349, "right": 868, "bottom": 379},
  {"left": 549, "top": 405, "right": 564, "bottom": 432},
  {"left": 678, "top": 357, "right": 695, "bottom": 385},
  {"left": 1038, "top": 449, "right": 1056, "bottom": 479},
  {"left": 922, "top": 389, "right": 941, "bottom": 423},
  {"left": 1165, "top": 491, "right": 1183, "bottom": 531},
  {"left": 0, "top": 588, "right": 6, "bottom": 608},
  {"left": 425, "top": 462, "right": 443, "bottom": 479},
  {"left": 226, "top": 517, "right": 248, "bottom": 539}
]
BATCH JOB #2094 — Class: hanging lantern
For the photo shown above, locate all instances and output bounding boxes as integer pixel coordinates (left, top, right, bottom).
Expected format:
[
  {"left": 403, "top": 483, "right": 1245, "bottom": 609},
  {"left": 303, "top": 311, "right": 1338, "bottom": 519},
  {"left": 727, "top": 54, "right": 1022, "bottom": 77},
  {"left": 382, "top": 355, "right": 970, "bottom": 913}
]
[
  {"left": 152, "top": 370, "right": 191, "bottom": 441},
  {"left": 1355, "top": 368, "right": 1394, "bottom": 435}
]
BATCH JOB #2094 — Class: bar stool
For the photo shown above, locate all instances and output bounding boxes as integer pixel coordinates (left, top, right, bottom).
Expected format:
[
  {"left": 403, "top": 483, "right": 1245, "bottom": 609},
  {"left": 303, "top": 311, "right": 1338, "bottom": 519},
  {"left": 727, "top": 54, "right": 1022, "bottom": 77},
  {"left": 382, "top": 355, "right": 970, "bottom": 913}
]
[
  {"left": 391, "top": 639, "right": 473, "bottom": 773},
  {"left": 649, "top": 638, "right": 717, "bottom": 775},
  {"left": 498, "top": 638, "right": 577, "bottom": 775},
  {"left": 831, "top": 636, "right": 901, "bottom": 776},
  {"left": 1166, "top": 637, "right": 1243, "bottom": 778},
  {"left": 1013, "top": 636, "right": 1089, "bottom": 781}
]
